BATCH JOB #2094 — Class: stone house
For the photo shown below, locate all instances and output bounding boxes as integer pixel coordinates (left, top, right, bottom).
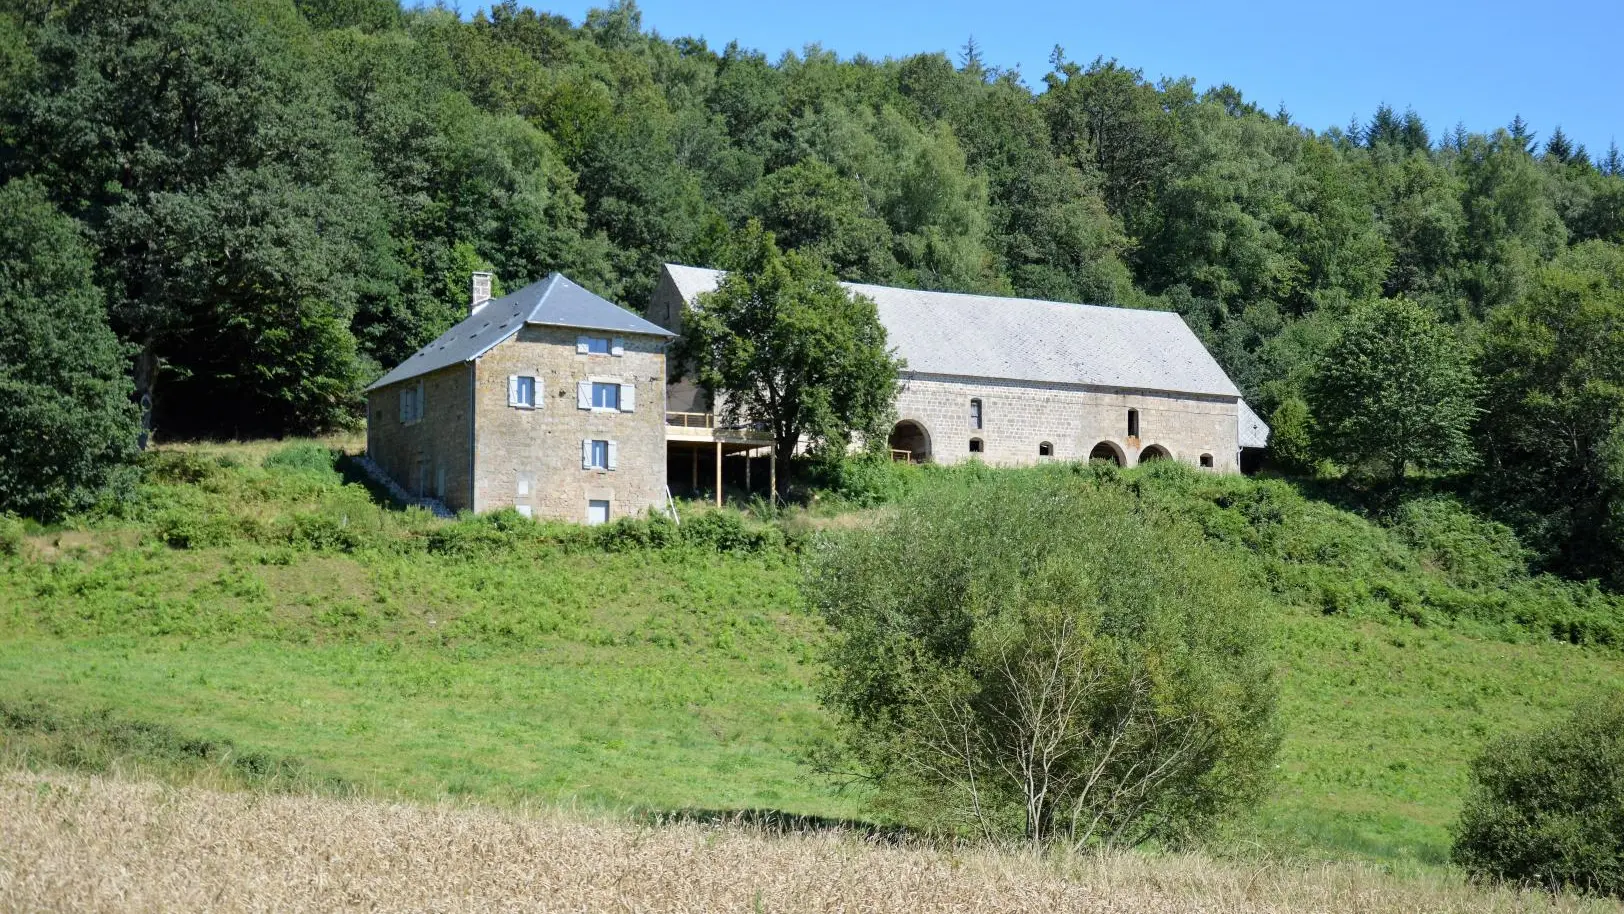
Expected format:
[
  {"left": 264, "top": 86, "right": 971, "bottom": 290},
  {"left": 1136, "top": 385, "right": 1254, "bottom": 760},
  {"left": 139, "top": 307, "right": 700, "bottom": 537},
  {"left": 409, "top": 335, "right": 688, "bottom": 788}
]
[
  {"left": 651, "top": 263, "right": 1268, "bottom": 474},
  {"left": 364, "top": 272, "right": 676, "bottom": 523}
]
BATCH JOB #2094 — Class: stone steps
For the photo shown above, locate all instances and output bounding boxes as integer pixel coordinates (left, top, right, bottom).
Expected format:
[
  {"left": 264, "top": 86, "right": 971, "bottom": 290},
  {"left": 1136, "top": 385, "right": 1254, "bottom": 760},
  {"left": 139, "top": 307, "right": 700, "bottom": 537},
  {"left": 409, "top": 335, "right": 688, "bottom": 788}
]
[{"left": 349, "top": 454, "right": 456, "bottom": 519}]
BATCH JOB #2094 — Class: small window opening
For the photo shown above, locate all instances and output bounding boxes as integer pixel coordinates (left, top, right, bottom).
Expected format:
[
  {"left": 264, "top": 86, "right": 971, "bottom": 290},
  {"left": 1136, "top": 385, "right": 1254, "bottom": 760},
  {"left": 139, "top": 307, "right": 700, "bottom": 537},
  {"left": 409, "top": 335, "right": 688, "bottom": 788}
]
[
  {"left": 514, "top": 375, "right": 536, "bottom": 408},
  {"left": 969, "top": 398, "right": 983, "bottom": 430},
  {"left": 1127, "top": 408, "right": 1139, "bottom": 437},
  {"left": 969, "top": 438, "right": 984, "bottom": 454},
  {"left": 1200, "top": 453, "right": 1214, "bottom": 468},
  {"left": 584, "top": 336, "right": 611, "bottom": 355},
  {"left": 1038, "top": 441, "right": 1053, "bottom": 457},
  {"left": 588, "top": 439, "right": 610, "bottom": 469}
]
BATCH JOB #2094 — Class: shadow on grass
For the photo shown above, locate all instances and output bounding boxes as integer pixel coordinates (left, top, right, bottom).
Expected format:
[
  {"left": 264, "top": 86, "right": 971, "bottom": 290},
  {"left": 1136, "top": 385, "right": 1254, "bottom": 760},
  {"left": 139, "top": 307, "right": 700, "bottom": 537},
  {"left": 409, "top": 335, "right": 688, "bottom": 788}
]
[
  {"left": 642, "top": 807, "right": 911, "bottom": 843},
  {"left": 0, "top": 697, "right": 347, "bottom": 795}
]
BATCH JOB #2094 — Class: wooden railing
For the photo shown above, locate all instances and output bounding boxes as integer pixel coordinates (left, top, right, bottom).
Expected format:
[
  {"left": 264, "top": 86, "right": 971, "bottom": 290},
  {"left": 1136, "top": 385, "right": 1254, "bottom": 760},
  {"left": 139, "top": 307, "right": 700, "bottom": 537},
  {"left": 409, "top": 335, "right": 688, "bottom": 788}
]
[
  {"left": 666, "top": 411, "right": 715, "bottom": 429},
  {"left": 890, "top": 448, "right": 912, "bottom": 462}
]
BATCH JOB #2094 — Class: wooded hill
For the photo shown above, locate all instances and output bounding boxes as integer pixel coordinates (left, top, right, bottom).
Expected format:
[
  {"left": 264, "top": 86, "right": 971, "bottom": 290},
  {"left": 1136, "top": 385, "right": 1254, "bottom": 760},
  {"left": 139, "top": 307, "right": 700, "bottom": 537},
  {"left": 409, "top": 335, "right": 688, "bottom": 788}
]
[{"left": 1, "top": 0, "right": 1621, "bottom": 586}]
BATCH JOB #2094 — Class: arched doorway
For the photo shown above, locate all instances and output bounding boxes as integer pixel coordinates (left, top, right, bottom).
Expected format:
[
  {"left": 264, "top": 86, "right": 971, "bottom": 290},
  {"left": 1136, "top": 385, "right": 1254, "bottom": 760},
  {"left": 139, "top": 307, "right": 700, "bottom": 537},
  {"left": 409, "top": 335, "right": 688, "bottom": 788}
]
[
  {"left": 888, "top": 420, "right": 931, "bottom": 463},
  {"left": 1088, "top": 442, "right": 1123, "bottom": 466},
  {"left": 1138, "top": 444, "right": 1171, "bottom": 463}
]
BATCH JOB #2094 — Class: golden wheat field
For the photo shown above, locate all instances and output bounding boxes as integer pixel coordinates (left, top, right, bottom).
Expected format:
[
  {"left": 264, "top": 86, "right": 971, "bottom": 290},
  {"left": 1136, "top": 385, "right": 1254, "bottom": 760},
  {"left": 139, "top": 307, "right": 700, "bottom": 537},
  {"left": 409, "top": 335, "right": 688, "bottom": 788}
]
[{"left": 0, "top": 772, "right": 1618, "bottom": 914}]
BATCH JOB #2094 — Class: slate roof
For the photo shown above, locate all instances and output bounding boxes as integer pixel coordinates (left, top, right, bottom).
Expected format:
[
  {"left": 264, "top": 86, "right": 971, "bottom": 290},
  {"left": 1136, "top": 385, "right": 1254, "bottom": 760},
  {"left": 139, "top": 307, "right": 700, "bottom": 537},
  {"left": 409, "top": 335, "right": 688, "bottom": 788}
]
[
  {"left": 1238, "top": 399, "right": 1271, "bottom": 449},
  {"left": 368, "top": 273, "right": 674, "bottom": 391},
  {"left": 663, "top": 264, "right": 1241, "bottom": 398}
]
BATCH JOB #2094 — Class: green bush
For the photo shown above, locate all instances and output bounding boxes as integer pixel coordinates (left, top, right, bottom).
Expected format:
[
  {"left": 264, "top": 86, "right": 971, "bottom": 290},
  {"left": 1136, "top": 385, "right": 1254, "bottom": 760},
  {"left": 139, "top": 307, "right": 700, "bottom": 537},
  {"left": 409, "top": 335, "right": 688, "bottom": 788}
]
[
  {"left": 262, "top": 443, "right": 342, "bottom": 484},
  {"left": 807, "top": 469, "right": 1279, "bottom": 848},
  {"left": 1453, "top": 693, "right": 1624, "bottom": 897},
  {"left": 0, "top": 514, "right": 25, "bottom": 557},
  {"left": 1393, "top": 497, "right": 1528, "bottom": 588}
]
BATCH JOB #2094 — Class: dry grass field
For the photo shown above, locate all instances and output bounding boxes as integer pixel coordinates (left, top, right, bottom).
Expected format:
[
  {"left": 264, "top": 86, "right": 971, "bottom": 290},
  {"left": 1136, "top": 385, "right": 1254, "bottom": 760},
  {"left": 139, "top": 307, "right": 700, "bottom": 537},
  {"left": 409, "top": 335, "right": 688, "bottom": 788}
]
[{"left": 1, "top": 771, "right": 1617, "bottom": 914}]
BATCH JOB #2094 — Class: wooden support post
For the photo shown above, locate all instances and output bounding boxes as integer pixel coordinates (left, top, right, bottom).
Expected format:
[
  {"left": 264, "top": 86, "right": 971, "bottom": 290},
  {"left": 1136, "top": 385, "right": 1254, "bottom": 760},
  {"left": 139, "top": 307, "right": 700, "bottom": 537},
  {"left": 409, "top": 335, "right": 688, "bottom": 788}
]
[
  {"left": 769, "top": 443, "right": 777, "bottom": 505},
  {"left": 690, "top": 446, "right": 698, "bottom": 492},
  {"left": 714, "top": 440, "right": 723, "bottom": 507},
  {"left": 745, "top": 447, "right": 752, "bottom": 494}
]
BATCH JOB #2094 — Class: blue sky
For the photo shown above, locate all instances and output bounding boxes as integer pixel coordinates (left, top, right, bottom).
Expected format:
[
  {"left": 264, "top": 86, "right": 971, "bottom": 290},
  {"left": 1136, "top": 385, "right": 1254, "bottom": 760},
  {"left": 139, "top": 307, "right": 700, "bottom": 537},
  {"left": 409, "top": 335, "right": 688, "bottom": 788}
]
[{"left": 527, "top": 0, "right": 1622, "bottom": 156}]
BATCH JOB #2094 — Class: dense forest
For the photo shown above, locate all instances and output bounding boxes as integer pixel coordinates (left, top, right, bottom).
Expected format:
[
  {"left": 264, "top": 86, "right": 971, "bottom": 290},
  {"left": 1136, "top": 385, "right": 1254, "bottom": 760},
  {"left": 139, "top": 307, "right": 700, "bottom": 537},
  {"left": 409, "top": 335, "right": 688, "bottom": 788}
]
[{"left": 1, "top": 0, "right": 1621, "bottom": 585}]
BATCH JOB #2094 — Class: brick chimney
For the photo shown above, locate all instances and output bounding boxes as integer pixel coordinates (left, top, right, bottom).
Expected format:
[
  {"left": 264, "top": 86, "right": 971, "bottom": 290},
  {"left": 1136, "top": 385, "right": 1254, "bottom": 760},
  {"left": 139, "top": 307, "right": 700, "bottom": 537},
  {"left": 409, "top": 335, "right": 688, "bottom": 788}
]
[{"left": 471, "top": 271, "right": 493, "bottom": 316}]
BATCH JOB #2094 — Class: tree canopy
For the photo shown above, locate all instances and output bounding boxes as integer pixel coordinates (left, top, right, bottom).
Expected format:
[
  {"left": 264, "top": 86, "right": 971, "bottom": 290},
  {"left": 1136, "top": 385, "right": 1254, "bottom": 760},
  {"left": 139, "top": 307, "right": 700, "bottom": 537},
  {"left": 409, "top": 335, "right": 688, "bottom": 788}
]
[
  {"left": 1, "top": 0, "right": 1623, "bottom": 581},
  {"left": 0, "top": 180, "right": 141, "bottom": 519},
  {"left": 676, "top": 222, "right": 900, "bottom": 490}
]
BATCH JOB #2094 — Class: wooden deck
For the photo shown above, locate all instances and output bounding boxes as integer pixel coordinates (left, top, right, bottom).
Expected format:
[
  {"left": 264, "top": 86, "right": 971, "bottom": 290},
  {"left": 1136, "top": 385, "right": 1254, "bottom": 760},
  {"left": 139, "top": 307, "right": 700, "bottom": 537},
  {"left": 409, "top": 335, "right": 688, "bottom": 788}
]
[{"left": 666, "top": 413, "right": 775, "bottom": 505}]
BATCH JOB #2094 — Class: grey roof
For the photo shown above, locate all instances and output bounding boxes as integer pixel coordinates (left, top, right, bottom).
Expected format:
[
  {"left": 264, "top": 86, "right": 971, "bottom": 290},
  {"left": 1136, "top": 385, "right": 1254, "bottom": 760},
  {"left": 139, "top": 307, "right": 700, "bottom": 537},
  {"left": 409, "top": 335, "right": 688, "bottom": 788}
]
[
  {"left": 1238, "top": 399, "right": 1271, "bottom": 449},
  {"left": 368, "top": 273, "right": 674, "bottom": 391},
  {"left": 663, "top": 264, "right": 1241, "bottom": 398}
]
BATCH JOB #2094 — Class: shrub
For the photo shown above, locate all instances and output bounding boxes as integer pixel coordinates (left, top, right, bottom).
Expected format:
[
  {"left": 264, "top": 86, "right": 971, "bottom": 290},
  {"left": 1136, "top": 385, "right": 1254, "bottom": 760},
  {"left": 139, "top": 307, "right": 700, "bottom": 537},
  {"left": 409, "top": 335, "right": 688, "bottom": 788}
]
[
  {"left": 284, "top": 511, "right": 367, "bottom": 553},
  {"left": 1453, "top": 693, "right": 1624, "bottom": 897},
  {"left": 262, "top": 443, "right": 342, "bottom": 484},
  {"left": 807, "top": 471, "right": 1279, "bottom": 848},
  {"left": 0, "top": 513, "right": 26, "bottom": 557},
  {"left": 1393, "top": 497, "right": 1527, "bottom": 588},
  {"left": 594, "top": 513, "right": 680, "bottom": 551}
]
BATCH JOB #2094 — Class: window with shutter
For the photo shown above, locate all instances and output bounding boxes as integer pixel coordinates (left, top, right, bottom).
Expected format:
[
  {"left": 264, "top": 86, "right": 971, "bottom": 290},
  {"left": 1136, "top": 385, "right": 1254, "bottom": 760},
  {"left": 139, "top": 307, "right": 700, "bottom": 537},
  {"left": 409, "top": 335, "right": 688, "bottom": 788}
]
[
  {"left": 510, "top": 375, "right": 536, "bottom": 409},
  {"left": 576, "top": 336, "right": 590, "bottom": 354},
  {"left": 611, "top": 338, "right": 625, "bottom": 356},
  {"left": 620, "top": 383, "right": 636, "bottom": 413},
  {"left": 591, "top": 382, "right": 619, "bottom": 410},
  {"left": 607, "top": 440, "right": 618, "bottom": 470}
]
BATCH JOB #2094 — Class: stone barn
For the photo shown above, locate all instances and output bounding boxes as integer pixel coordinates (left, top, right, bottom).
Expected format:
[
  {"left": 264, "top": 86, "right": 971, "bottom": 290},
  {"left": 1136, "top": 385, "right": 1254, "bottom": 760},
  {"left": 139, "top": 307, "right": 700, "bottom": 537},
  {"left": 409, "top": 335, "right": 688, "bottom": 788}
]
[{"left": 650, "top": 264, "right": 1267, "bottom": 472}]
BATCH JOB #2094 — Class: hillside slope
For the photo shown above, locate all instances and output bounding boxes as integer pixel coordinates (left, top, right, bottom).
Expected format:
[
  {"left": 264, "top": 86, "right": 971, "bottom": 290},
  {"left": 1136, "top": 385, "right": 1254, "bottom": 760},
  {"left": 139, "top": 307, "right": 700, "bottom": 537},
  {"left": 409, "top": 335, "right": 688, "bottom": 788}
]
[{"left": 2, "top": 441, "right": 1622, "bottom": 867}]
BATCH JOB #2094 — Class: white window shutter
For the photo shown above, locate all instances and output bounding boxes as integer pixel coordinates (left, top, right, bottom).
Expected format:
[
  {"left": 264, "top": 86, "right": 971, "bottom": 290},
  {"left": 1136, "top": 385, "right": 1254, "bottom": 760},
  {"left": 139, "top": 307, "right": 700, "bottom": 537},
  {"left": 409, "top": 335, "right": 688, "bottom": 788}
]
[
  {"left": 611, "top": 337, "right": 625, "bottom": 357},
  {"left": 576, "top": 335, "right": 589, "bottom": 354},
  {"left": 398, "top": 389, "right": 407, "bottom": 422},
  {"left": 508, "top": 375, "right": 519, "bottom": 407},
  {"left": 620, "top": 382, "right": 636, "bottom": 413},
  {"left": 607, "top": 440, "right": 619, "bottom": 470},
  {"left": 535, "top": 374, "right": 544, "bottom": 408},
  {"left": 576, "top": 380, "right": 591, "bottom": 410},
  {"left": 415, "top": 381, "right": 425, "bottom": 421},
  {"left": 581, "top": 439, "right": 592, "bottom": 469}
]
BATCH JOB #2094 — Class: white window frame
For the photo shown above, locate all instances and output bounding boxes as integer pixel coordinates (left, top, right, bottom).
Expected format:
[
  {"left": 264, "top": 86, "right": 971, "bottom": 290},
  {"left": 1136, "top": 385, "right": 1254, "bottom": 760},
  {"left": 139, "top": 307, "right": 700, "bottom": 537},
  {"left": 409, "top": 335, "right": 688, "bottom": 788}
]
[
  {"left": 590, "top": 381, "right": 620, "bottom": 411},
  {"left": 582, "top": 438, "right": 616, "bottom": 471},
  {"left": 508, "top": 374, "right": 539, "bottom": 410},
  {"left": 586, "top": 499, "right": 611, "bottom": 526},
  {"left": 577, "top": 335, "right": 613, "bottom": 356}
]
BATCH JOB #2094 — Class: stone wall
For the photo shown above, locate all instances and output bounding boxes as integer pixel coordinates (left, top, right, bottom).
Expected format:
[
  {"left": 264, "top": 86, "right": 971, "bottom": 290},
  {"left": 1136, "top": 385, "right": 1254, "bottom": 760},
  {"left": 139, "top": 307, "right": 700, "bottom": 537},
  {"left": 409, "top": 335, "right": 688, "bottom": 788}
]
[
  {"left": 648, "top": 268, "right": 709, "bottom": 413},
  {"left": 472, "top": 326, "right": 669, "bottom": 522},
  {"left": 365, "top": 364, "right": 475, "bottom": 511},
  {"left": 892, "top": 373, "right": 1240, "bottom": 471}
]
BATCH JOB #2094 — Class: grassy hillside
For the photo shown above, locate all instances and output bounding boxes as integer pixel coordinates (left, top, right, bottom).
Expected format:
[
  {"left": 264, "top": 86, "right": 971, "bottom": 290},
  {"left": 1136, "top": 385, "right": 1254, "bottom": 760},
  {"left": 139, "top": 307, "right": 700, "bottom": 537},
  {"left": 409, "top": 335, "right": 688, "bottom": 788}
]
[{"left": 2, "top": 441, "right": 1622, "bottom": 869}]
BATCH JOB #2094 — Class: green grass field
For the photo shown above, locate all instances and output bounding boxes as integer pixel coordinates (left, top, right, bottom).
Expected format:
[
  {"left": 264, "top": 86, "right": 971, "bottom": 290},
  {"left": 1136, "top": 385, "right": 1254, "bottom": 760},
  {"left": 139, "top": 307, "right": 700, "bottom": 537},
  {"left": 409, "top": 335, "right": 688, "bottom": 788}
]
[{"left": 3, "top": 440, "right": 1622, "bottom": 868}]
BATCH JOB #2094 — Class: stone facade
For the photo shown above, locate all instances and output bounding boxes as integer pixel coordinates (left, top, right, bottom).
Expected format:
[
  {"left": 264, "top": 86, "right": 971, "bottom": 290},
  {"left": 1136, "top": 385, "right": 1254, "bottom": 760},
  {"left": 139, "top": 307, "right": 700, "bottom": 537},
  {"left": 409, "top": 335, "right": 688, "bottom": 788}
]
[
  {"left": 892, "top": 373, "right": 1240, "bottom": 471},
  {"left": 471, "top": 326, "right": 668, "bottom": 522},
  {"left": 648, "top": 268, "right": 708, "bottom": 413},
  {"left": 365, "top": 364, "right": 475, "bottom": 510}
]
